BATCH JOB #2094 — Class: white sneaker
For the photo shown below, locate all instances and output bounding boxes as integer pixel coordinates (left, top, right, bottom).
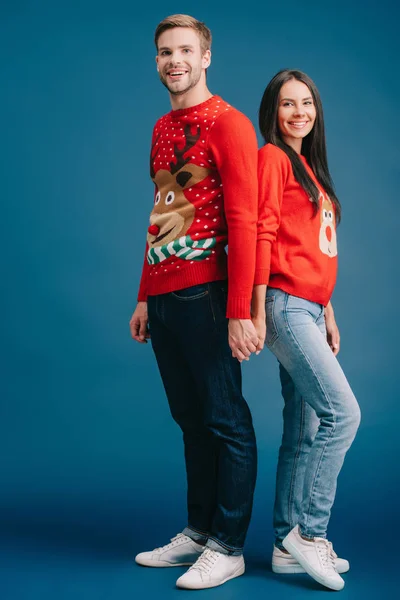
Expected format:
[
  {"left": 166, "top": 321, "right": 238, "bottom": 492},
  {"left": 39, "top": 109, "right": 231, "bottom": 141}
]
[
  {"left": 272, "top": 544, "right": 350, "bottom": 574},
  {"left": 282, "top": 525, "right": 345, "bottom": 591},
  {"left": 176, "top": 548, "right": 245, "bottom": 590},
  {"left": 135, "top": 533, "right": 204, "bottom": 567}
]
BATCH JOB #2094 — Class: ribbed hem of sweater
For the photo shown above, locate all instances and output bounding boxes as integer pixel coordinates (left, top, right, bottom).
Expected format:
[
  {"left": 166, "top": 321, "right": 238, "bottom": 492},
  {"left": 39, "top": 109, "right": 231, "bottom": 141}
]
[
  {"left": 226, "top": 296, "right": 252, "bottom": 320},
  {"left": 137, "top": 260, "right": 252, "bottom": 319},
  {"left": 268, "top": 274, "right": 335, "bottom": 307},
  {"left": 254, "top": 269, "right": 270, "bottom": 286}
]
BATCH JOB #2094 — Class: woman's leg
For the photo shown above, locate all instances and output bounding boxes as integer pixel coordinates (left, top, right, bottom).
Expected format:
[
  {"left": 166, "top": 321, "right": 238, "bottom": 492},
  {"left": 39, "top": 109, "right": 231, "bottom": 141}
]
[
  {"left": 266, "top": 289, "right": 361, "bottom": 540},
  {"left": 273, "top": 363, "right": 319, "bottom": 549}
]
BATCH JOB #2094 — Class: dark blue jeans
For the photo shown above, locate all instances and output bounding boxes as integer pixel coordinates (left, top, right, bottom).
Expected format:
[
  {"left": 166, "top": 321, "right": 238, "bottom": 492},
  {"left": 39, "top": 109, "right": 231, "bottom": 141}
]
[{"left": 147, "top": 281, "right": 257, "bottom": 555}]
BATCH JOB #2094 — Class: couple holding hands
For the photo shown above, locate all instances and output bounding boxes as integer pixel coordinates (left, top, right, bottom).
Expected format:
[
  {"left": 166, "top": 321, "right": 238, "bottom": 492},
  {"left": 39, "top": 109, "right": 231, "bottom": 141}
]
[{"left": 130, "top": 13, "right": 360, "bottom": 592}]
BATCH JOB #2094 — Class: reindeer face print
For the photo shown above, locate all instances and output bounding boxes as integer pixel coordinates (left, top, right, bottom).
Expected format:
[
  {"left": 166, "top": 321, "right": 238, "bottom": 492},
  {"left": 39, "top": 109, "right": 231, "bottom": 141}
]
[
  {"left": 148, "top": 164, "right": 210, "bottom": 247},
  {"left": 148, "top": 124, "right": 211, "bottom": 249},
  {"left": 319, "top": 194, "right": 337, "bottom": 257}
]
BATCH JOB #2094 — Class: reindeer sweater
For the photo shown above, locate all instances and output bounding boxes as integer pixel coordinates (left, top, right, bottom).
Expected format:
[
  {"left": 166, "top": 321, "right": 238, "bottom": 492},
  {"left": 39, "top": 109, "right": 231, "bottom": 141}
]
[
  {"left": 137, "top": 95, "right": 258, "bottom": 319},
  {"left": 255, "top": 143, "right": 338, "bottom": 306}
]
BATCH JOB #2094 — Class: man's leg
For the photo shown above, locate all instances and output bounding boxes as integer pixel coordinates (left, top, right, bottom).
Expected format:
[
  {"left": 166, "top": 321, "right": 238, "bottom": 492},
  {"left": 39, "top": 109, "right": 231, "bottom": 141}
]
[
  {"left": 135, "top": 289, "right": 219, "bottom": 568},
  {"left": 169, "top": 281, "right": 257, "bottom": 555},
  {"left": 148, "top": 291, "right": 218, "bottom": 539}
]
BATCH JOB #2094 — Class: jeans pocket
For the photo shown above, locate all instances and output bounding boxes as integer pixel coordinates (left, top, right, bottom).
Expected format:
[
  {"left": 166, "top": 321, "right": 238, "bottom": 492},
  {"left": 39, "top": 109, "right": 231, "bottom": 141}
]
[
  {"left": 265, "top": 295, "right": 279, "bottom": 346},
  {"left": 171, "top": 284, "right": 209, "bottom": 301}
]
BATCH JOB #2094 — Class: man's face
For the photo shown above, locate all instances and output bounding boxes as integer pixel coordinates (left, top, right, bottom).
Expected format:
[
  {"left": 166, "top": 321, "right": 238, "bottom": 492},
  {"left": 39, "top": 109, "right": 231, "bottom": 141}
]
[{"left": 156, "top": 27, "right": 210, "bottom": 96}]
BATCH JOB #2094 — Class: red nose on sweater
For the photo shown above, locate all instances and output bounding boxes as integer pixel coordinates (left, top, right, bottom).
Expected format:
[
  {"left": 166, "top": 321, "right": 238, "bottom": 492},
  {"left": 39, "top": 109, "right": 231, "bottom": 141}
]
[
  {"left": 148, "top": 224, "right": 160, "bottom": 236},
  {"left": 325, "top": 226, "right": 332, "bottom": 242}
]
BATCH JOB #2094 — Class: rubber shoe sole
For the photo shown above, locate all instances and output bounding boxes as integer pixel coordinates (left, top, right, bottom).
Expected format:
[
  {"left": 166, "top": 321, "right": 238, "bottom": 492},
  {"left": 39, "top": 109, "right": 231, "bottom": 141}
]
[
  {"left": 272, "top": 563, "right": 306, "bottom": 574},
  {"left": 283, "top": 538, "right": 344, "bottom": 591},
  {"left": 135, "top": 556, "right": 194, "bottom": 567},
  {"left": 176, "top": 562, "right": 245, "bottom": 589}
]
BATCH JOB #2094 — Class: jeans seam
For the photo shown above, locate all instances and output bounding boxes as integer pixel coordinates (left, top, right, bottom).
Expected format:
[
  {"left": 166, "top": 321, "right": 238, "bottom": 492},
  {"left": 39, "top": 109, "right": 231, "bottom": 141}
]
[
  {"left": 186, "top": 524, "right": 210, "bottom": 538},
  {"left": 171, "top": 290, "right": 209, "bottom": 301},
  {"left": 282, "top": 294, "right": 337, "bottom": 536},
  {"left": 288, "top": 398, "right": 306, "bottom": 531},
  {"left": 207, "top": 534, "right": 243, "bottom": 553},
  {"left": 207, "top": 283, "right": 217, "bottom": 323},
  {"left": 266, "top": 295, "right": 279, "bottom": 346}
]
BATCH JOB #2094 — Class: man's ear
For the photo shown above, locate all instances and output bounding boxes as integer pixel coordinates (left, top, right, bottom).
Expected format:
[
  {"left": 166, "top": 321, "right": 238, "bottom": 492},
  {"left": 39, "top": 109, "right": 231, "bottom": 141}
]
[
  {"left": 155, "top": 56, "right": 159, "bottom": 72},
  {"left": 202, "top": 50, "right": 211, "bottom": 69}
]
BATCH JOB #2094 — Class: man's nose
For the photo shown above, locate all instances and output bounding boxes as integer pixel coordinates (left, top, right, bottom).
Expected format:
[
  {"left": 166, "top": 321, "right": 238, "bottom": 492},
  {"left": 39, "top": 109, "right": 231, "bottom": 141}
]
[{"left": 169, "top": 51, "right": 183, "bottom": 64}]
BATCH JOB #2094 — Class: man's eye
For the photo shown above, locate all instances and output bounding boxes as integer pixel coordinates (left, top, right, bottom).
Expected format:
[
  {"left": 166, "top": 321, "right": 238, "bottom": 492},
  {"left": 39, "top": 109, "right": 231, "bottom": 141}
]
[
  {"left": 183, "top": 48, "right": 191, "bottom": 53},
  {"left": 160, "top": 51, "right": 170, "bottom": 56}
]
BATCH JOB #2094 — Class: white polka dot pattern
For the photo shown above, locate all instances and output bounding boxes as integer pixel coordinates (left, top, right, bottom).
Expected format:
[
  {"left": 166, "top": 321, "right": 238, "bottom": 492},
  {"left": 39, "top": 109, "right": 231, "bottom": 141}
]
[{"left": 147, "top": 96, "right": 236, "bottom": 277}]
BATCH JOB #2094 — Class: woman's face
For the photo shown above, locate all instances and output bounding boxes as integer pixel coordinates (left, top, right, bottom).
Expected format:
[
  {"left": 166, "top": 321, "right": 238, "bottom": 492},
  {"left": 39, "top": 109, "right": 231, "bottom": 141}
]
[{"left": 277, "top": 79, "right": 316, "bottom": 148}]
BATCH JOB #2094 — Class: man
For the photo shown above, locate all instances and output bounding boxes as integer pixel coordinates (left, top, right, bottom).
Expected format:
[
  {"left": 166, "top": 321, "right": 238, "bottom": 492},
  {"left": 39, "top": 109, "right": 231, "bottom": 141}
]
[{"left": 130, "top": 14, "right": 259, "bottom": 590}]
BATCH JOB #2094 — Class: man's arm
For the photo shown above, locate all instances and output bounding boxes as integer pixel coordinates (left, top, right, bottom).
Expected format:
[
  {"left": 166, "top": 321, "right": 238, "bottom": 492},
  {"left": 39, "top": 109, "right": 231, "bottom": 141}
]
[
  {"left": 208, "top": 110, "right": 259, "bottom": 361},
  {"left": 130, "top": 243, "right": 150, "bottom": 344}
]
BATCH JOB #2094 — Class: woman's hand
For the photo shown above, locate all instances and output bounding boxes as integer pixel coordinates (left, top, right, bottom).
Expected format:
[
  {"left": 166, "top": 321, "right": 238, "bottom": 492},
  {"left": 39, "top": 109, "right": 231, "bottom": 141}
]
[
  {"left": 252, "top": 314, "right": 267, "bottom": 355},
  {"left": 325, "top": 302, "right": 340, "bottom": 355}
]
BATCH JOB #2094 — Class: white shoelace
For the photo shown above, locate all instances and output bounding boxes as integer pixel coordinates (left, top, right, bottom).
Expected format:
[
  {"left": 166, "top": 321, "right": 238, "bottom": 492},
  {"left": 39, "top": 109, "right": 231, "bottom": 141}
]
[
  {"left": 330, "top": 544, "right": 338, "bottom": 560},
  {"left": 316, "top": 539, "right": 337, "bottom": 571},
  {"left": 188, "top": 548, "right": 221, "bottom": 574},
  {"left": 154, "top": 533, "right": 189, "bottom": 552}
]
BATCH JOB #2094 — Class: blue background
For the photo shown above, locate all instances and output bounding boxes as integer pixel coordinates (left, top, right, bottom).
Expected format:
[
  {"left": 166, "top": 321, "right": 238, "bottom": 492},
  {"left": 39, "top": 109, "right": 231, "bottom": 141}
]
[{"left": 1, "top": 0, "right": 398, "bottom": 598}]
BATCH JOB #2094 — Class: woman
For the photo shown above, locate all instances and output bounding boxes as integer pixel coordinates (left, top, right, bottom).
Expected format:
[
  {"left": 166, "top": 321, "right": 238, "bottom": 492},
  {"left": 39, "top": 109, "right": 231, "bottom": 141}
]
[{"left": 252, "top": 70, "right": 361, "bottom": 591}]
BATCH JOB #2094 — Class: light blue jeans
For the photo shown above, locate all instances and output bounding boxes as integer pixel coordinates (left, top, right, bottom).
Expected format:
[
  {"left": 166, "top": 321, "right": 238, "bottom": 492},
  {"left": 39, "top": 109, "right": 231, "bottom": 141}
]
[{"left": 265, "top": 288, "right": 361, "bottom": 547}]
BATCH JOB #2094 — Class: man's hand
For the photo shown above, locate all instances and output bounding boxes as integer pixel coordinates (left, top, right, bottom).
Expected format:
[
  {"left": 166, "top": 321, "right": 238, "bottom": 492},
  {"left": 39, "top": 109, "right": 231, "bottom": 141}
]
[
  {"left": 228, "top": 319, "right": 259, "bottom": 362},
  {"left": 325, "top": 302, "right": 340, "bottom": 355},
  {"left": 252, "top": 315, "right": 266, "bottom": 355},
  {"left": 130, "top": 302, "right": 150, "bottom": 344}
]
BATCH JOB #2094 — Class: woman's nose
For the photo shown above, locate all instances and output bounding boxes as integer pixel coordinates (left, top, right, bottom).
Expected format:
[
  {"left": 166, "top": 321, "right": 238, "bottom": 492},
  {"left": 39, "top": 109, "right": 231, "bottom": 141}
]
[{"left": 293, "top": 106, "right": 305, "bottom": 116}]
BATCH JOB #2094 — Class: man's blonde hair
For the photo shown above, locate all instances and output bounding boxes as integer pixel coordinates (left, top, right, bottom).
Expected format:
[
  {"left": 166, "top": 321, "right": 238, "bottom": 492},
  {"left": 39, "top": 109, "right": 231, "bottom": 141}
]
[{"left": 155, "top": 14, "right": 212, "bottom": 55}]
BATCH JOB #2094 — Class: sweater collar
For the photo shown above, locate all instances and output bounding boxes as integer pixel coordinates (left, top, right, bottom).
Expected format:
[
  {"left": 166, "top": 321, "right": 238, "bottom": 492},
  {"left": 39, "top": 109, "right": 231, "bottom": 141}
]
[{"left": 170, "top": 95, "right": 221, "bottom": 119}]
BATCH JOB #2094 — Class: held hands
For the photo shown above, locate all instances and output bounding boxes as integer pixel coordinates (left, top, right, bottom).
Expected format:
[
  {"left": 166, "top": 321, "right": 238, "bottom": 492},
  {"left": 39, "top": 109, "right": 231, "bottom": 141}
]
[
  {"left": 252, "top": 315, "right": 267, "bottom": 354},
  {"left": 228, "top": 318, "right": 260, "bottom": 363},
  {"left": 130, "top": 302, "right": 150, "bottom": 344}
]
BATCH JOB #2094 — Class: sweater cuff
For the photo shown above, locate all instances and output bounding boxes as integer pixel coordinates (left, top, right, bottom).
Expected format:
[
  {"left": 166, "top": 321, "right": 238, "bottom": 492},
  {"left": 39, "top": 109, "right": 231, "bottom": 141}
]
[
  {"left": 254, "top": 268, "right": 270, "bottom": 286},
  {"left": 137, "top": 292, "right": 148, "bottom": 302},
  {"left": 226, "top": 296, "right": 252, "bottom": 319}
]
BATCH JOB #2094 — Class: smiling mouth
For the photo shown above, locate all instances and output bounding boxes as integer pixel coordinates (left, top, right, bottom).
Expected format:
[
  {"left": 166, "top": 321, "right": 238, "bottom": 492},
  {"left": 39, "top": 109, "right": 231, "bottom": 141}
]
[
  {"left": 153, "top": 226, "right": 175, "bottom": 244},
  {"left": 167, "top": 70, "right": 188, "bottom": 78},
  {"left": 288, "top": 121, "right": 309, "bottom": 128}
]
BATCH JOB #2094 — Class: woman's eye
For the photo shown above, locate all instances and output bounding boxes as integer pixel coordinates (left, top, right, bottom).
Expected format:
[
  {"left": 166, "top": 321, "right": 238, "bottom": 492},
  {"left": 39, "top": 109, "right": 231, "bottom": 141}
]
[
  {"left": 155, "top": 191, "right": 161, "bottom": 205},
  {"left": 165, "top": 191, "right": 175, "bottom": 205}
]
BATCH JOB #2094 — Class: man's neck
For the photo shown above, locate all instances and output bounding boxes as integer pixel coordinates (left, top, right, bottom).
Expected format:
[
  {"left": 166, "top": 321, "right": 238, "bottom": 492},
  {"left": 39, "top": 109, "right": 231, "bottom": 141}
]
[{"left": 169, "top": 85, "right": 213, "bottom": 111}]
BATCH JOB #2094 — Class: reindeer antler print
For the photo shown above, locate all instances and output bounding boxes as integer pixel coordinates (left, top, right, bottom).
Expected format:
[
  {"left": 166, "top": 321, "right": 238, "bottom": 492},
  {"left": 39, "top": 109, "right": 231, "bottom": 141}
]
[
  {"left": 170, "top": 124, "right": 201, "bottom": 175},
  {"left": 150, "top": 133, "right": 161, "bottom": 179}
]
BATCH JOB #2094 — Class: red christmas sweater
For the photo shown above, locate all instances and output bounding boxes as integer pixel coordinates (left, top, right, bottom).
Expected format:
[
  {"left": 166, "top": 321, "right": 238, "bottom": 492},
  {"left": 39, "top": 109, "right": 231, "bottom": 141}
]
[
  {"left": 137, "top": 95, "right": 258, "bottom": 319},
  {"left": 255, "top": 143, "right": 338, "bottom": 306}
]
